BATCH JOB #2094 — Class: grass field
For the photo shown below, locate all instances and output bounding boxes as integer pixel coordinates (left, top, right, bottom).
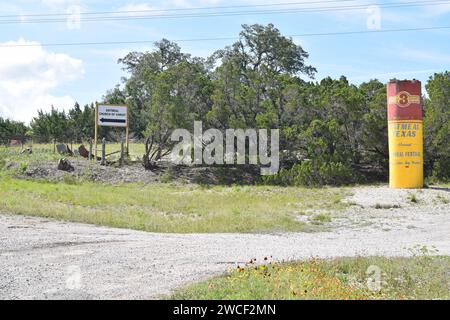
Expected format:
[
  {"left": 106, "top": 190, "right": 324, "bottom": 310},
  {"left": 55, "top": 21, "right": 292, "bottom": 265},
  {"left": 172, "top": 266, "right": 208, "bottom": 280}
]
[
  {"left": 0, "top": 142, "right": 145, "bottom": 162},
  {"left": 1, "top": 143, "right": 447, "bottom": 234},
  {"left": 0, "top": 143, "right": 347, "bottom": 233},
  {"left": 0, "top": 176, "right": 346, "bottom": 233},
  {"left": 172, "top": 253, "right": 450, "bottom": 300}
]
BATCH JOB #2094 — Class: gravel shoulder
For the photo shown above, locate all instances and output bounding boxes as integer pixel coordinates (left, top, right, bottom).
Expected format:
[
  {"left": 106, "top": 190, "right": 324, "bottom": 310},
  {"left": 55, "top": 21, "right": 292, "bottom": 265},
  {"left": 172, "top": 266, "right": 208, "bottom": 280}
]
[{"left": 0, "top": 186, "right": 449, "bottom": 299}]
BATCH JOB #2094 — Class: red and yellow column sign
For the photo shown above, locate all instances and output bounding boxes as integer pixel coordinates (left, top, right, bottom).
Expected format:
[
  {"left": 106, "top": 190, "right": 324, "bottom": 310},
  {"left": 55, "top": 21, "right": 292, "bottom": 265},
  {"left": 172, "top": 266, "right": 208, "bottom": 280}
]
[{"left": 386, "top": 79, "right": 423, "bottom": 188}]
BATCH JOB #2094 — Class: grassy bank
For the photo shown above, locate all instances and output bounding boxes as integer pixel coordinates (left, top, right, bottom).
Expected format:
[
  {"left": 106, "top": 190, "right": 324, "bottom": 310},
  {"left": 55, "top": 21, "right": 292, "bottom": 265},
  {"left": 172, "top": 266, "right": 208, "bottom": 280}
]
[
  {"left": 0, "top": 176, "right": 346, "bottom": 233},
  {"left": 172, "top": 254, "right": 450, "bottom": 300}
]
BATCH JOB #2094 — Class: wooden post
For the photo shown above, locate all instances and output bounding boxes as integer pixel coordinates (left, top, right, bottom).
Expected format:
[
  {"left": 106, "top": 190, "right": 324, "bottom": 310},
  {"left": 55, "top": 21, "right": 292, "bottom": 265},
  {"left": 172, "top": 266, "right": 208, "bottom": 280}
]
[
  {"left": 101, "top": 138, "right": 106, "bottom": 166},
  {"left": 126, "top": 104, "right": 129, "bottom": 156},
  {"left": 125, "top": 126, "right": 129, "bottom": 156},
  {"left": 89, "top": 139, "right": 93, "bottom": 160},
  {"left": 120, "top": 140, "right": 124, "bottom": 167},
  {"left": 94, "top": 102, "right": 98, "bottom": 161}
]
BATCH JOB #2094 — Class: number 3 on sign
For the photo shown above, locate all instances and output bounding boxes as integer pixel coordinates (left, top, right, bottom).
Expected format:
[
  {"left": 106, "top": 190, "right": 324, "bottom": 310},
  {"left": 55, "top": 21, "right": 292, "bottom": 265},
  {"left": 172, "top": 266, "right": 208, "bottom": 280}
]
[{"left": 398, "top": 93, "right": 409, "bottom": 106}]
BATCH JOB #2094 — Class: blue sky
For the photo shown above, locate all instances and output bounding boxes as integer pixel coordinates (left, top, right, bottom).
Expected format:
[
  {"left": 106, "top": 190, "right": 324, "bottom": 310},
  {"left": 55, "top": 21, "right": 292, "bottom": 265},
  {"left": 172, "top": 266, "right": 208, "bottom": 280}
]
[{"left": 0, "top": 0, "right": 449, "bottom": 123}]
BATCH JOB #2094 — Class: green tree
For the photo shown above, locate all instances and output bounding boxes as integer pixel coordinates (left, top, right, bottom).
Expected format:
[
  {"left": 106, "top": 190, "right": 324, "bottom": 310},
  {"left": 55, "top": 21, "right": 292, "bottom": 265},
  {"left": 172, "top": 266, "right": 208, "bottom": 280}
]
[
  {"left": 117, "top": 39, "right": 212, "bottom": 167},
  {"left": 143, "top": 60, "right": 212, "bottom": 167},
  {"left": 359, "top": 80, "right": 388, "bottom": 176},
  {"left": 424, "top": 71, "right": 450, "bottom": 180},
  {"left": 208, "top": 23, "right": 316, "bottom": 131},
  {"left": 30, "top": 107, "right": 68, "bottom": 150},
  {"left": 118, "top": 39, "right": 191, "bottom": 138},
  {"left": 68, "top": 102, "right": 83, "bottom": 142},
  {"left": 0, "top": 117, "right": 28, "bottom": 144}
]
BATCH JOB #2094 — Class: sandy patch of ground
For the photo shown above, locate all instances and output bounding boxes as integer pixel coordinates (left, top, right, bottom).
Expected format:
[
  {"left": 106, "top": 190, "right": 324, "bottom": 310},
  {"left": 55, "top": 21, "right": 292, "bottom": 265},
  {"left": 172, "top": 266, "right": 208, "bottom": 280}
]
[{"left": 332, "top": 186, "right": 450, "bottom": 232}]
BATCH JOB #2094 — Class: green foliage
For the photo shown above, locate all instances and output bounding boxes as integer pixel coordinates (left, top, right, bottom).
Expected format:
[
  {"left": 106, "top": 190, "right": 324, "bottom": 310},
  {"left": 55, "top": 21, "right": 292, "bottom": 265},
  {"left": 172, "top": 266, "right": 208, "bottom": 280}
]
[
  {"left": 118, "top": 39, "right": 213, "bottom": 163},
  {"left": 207, "top": 24, "right": 315, "bottom": 130},
  {"left": 0, "top": 158, "right": 6, "bottom": 170},
  {"left": 62, "top": 173, "right": 79, "bottom": 185},
  {"left": 30, "top": 107, "right": 67, "bottom": 143},
  {"left": 262, "top": 161, "right": 356, "bottom": 186},
  {"left": 18, "top": 162, "right": 28, "bottom": 174},
  {"left": 409, "top": 193, "right": 418, "bottom": 203},
  {"left": 359, "top": 80, "right": 388, "bottom": 168},
  {"left": 311, "top": 213, "right": 332, "bottom": 223},
  {"left": 317, "top": 162, "right": 356, "bottom": 185},
  {"left": 30, "top": 104, "right": 95, "bottom": 143},
  {"left": 2, "top": 24, "right": 448, "bottom": 185},
  {"left": 0, "top": 117, "right": 28, "bottom": 144},
  {"left": 118, "top": 39, "right": 196, "bottom": 139},
  {"left": 160, "top": 167, "right": 176, "bottom": 183},
  {"left": 67, "top": 102, "right": 95, "bottom": 142},
  {"left": 0, "top": 177, "right": 347, "bottom": 233},
  {"left": 424, "top": 71, "right": 450, "bottom": 180}
]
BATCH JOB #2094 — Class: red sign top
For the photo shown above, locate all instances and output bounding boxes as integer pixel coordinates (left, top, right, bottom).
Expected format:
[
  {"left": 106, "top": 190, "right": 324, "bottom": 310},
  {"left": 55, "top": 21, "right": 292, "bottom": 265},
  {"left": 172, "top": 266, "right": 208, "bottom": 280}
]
[{"left": 386, "top": 80, "right": 422, "bottom": 121}]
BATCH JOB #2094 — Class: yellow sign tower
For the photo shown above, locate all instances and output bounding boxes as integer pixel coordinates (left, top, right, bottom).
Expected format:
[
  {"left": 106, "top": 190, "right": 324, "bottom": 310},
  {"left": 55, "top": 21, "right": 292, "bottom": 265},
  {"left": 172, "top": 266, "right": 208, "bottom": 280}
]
[{"left": 386, "top": 80, "right": 423, "bottom": 189}]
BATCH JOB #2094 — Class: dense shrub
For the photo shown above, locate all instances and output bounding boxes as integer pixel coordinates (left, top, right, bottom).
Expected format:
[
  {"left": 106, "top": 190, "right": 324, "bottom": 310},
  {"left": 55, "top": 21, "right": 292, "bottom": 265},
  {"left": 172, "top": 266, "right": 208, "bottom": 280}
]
[{"left": 262, "top": 161, "right": 358, "bottom": 186}]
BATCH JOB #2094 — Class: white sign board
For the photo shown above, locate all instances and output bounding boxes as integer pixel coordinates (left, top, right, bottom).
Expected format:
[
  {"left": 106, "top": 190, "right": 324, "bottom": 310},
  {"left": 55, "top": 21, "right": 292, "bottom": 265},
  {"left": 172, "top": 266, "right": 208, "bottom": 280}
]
[{"left": 97, "top": 105, "right": 128, "bottom": 127}]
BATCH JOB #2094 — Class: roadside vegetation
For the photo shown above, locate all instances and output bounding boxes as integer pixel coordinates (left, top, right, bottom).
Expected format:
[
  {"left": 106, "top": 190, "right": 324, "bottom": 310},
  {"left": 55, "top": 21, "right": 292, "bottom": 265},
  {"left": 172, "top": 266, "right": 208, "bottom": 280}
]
[
  {"left": 1, "top": 24, "right": 449, "bottom": 185},
  {"left": 173, "top": 252, "right": 450, "bottom": 300},
  {"left": 0, "top": 175, "right": 347, "bottom": 233}
]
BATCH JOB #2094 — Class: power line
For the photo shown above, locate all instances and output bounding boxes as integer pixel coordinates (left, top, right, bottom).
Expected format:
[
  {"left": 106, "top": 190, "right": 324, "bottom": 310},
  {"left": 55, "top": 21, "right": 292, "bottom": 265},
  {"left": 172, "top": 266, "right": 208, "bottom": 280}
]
[
  {"left": 1, "top": 0, "right": 449, "bottom": 24},
  {"left": 1, "top": 26, "right": 449, "bottom": 48},
  {"left": 7, "top": 0, "right": 450, "bottom": 23},
  {"left": 0, "top": 0, "right": 360, "bottom": 18}
]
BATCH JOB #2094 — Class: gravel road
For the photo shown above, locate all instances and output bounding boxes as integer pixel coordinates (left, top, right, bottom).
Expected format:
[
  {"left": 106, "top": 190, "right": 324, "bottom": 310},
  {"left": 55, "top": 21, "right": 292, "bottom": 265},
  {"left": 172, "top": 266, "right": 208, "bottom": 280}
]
[{"left": 1, "top": 186, "right": 449, "bottom": 299}]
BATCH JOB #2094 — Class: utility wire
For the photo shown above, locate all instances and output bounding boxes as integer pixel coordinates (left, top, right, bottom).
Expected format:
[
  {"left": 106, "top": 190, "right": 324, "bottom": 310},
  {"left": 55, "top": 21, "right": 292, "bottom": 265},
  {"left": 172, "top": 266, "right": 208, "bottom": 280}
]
[
  {"left": 0, "top": 0, "right": 449, "bottom": 24},
  {"left": 0, "top": 0, "right": 360, "bottom": 18},
  {"left": 1, "top": 26, "right": 449, "bottom": 48}
]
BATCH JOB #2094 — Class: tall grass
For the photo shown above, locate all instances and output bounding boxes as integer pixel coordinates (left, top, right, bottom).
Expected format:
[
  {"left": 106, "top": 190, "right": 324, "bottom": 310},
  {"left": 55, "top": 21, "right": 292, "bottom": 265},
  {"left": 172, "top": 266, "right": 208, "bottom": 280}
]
[{"left": 0, "top": 177, "right": 347, "bottom": 233}]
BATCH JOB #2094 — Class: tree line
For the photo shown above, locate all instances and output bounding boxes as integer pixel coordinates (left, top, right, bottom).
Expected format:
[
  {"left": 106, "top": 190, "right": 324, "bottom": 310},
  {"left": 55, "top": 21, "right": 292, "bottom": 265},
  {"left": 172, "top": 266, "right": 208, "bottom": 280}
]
[
  {"left": 0, "top": 118, "right": 28, "bottom": 144},
  {"left": 1, "top": 24, "right": 449, "bottom": 183}
]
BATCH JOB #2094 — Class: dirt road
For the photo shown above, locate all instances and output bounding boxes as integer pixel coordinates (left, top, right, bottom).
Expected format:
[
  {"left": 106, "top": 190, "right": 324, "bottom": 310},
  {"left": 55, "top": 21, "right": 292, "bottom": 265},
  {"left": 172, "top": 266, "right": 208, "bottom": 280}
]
[{"left": 1, "top": 186, "right": 449, "bottom": 299}]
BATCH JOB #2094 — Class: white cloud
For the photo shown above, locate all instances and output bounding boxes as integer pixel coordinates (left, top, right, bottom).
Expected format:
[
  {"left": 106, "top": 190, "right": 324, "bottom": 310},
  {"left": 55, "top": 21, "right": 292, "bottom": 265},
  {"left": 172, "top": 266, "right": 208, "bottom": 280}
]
[{"left": 0, "top": 39, "right": 84, "bottom": 123}]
